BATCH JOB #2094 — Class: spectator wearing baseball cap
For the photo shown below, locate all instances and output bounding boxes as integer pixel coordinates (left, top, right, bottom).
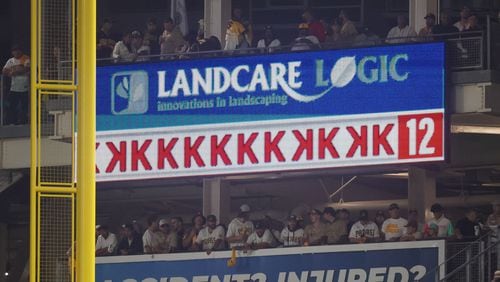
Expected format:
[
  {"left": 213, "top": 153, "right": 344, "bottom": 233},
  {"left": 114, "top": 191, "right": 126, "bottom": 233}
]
[
  {"left": 194, "top": 215, "right": 225, "bottom": 254},
  {"left": 381, "top": 203, "right": 408, "bottom": 241},
  {"left": 280, "top": 215, "right": 305, "bottom": 247},
  {"left": 418, "top": 13, "right": 436, "bottom": 41},
  {"left": 226, "top": 204, "right": 254, "bottom": 249},
  {"left": 117, "top": 223, "right": 143, "bottom": 255},
  {"left": 245, "top": 222, "right": 273, "bottom": 250},
  {"left": 304, "top": 209, "right": 328, "bottom": 246},
  {"left": 424, "top": 203, "right": 454, "bottom": 238},
  {"left": 323, "top": 207, "right": 347, "bottom": 244},
  {"left": 349, "top": 210, "right": 380, "bottom": 243},
  {"left": 95, "top": 225, "right": 118, "bottom": 256}
]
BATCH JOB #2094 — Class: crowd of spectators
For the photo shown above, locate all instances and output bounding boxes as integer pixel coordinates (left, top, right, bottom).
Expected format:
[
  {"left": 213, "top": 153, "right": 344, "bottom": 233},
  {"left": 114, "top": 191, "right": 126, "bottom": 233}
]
[
  {"left": 0, "top": 6, "right": 489, "bottom": 125},
  {"left": 96, "top": 6, "right": 486, "bottom": 63},
  {"left": 93, "top": 200, "right": 500, "bottom": 257}
]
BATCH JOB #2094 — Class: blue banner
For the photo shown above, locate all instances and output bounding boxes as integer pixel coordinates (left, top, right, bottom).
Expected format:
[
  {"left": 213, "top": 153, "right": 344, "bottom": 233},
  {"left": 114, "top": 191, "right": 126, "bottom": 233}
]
[
  {"left": 96, "top": 241, "right": 445, "bottom": 282},
  {"left": 96, "top": 43, "right": 445, "bottom": 131}
]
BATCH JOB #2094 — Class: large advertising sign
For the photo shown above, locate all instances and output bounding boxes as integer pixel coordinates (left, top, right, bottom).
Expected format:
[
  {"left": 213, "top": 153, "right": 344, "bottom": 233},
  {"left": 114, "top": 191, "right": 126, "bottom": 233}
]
[
  {"left": 96, "top": 43, "right": 445, "bottom": 181},
  {"left": 96, "top": 241, "right": 445, "bottom": 282}
]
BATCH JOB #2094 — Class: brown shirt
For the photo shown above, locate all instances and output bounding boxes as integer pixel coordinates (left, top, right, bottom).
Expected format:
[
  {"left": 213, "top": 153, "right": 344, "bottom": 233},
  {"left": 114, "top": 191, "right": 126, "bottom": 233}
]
[
  {"left": 304, "top": 223, "right": 327, "bottom": 245},
  {"left": 325, "top": 219, "right": 347, "bottom": 244}
]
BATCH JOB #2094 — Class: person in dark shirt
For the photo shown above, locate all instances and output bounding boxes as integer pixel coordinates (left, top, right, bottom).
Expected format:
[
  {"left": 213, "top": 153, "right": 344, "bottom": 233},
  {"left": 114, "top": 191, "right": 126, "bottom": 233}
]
[
  {"left": 432, "top": 11, "right": 459, "bottom": 40},
  {"left": 143, "top": 18, "right": 161, "bottom": 55},
  {"left": 455, "top": 208, "right": 481, "bottom": 240},
  {"left": 170, "top": 217, "right": 186, "bottom": 251},
  {"left": 118, "top": 223, "right": 143, "bottom": 255},
  {"left": 97, "top": 19, "right": 116, "bottom": 59}
]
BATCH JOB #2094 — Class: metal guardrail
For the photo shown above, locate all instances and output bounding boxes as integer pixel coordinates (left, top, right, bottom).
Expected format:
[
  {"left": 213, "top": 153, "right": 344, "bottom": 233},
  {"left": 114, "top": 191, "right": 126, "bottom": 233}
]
[
  {"left": 89, "top": 31, "right": 486, "bottom": 69},
  {"left": 422, "top": 231, "right": 499, "bottom": 282}
]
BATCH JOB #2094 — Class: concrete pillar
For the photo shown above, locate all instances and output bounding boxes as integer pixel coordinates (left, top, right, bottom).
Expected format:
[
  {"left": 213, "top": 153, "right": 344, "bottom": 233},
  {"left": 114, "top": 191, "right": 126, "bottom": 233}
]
[
  {"left": 203, "top": 178, "right": 231, "bottom": 225},
  {"left": 409, "top": 0, "right": 439, "bottom": 33},
  {"left": 0, "top": 223, "right": 7, "bottom": 282},
  {"left": 408, "top": 167, "right": 437, "bottom": 223},
  {"left": 203, "top": 0, "right": 231, "bottom": 47}
]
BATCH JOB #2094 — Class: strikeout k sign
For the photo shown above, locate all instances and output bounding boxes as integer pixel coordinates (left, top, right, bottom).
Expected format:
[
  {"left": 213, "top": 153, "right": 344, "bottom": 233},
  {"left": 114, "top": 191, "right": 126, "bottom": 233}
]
[
  {"left": 95, "top": 110, "right": 444, "bottom": 181},
  {"left": 95, "top": 43, "right": 445, "bottom": 181}
]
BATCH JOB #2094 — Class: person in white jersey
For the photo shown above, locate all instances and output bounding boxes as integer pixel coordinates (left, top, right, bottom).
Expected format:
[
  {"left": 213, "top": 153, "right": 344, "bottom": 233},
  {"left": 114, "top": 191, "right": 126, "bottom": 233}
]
[
  {"left": 95, "top": 225, "right": 118, "bottom": 256},
  {"left": 424, "top": 203, "right": 453, "bottom": 238},
  {"left": 195, "top": 214, "right": 225, "bottom": 254},
  {"left": 280, "top": 215, "right": 305, "bottom": 247},
  {"left": 349, "top": 210, "right": 380, "bottom": 243},
  {"left": 381, "top": 203, "right": 408, "bottom": 241},
  {"left": 226, "top": 204, "right": 254, "bottom": 249},
  {"left": 245, "top": 222, "right": 273, "bottom": 250}
]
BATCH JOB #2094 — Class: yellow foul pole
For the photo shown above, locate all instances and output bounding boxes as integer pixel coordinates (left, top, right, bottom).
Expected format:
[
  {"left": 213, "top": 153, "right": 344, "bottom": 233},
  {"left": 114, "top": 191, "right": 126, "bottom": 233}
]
[
  {"left": 29, "top": 0, "right": 37, "bottom": 280},
  {"left": 76, "top": 0, "right": 96, "bottom": 281}
]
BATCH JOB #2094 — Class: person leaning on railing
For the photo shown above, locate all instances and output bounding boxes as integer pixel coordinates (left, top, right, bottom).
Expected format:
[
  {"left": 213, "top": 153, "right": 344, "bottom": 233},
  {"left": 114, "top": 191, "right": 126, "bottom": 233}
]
[
  {"left": 256, "top": 25, "right": 281, "bottom": 53},
  {"left": 160, "top": 17, "right": 187, "bottom": 60},
  {"left": 117, "top": 223, "right": 143, "bottom": 255},
  {"left": 455, "top": 208, "right": 482, "bottom": 241},
  {"left": 385, "top": 15, "right": 417, "bottom": 44},
  {"left": 112, "top": 32, "right": 138, "bottom": 63},
  {"left": 95, "top": 225, "right": 118, "bottom": 256},
  {"left": 193, "top": 214, "right": 225, "bottom": 254},
  {"left": 303, "top": 209, "right": 328, "bottom": 246},
  {"left": 348, "top": 210, "right": 380, "bottom": 244}
]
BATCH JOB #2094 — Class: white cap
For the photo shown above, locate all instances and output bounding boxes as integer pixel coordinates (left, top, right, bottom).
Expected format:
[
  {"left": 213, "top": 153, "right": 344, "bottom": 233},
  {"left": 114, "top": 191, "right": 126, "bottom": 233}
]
[
  {"left": 95, "top": 225, "right": 101, "bottom": 230},
  {"left": 240, "top": 204, "right": 251, "bottom": 213},
  {"left": 159, "top": 219, "right": 169, "bottom": 226}
]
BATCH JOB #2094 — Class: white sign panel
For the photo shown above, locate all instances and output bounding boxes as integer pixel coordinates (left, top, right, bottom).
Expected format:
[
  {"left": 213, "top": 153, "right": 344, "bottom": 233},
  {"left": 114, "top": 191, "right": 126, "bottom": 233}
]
[{"left": 95, "top": 110, "right": 444, "bottom": 181}]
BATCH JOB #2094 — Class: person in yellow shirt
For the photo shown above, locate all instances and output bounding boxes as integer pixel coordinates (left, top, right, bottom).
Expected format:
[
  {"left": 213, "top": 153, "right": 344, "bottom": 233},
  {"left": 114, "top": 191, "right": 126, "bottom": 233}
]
[{"left": 224, "top": 8, "right": 252, "bottom": 50}]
